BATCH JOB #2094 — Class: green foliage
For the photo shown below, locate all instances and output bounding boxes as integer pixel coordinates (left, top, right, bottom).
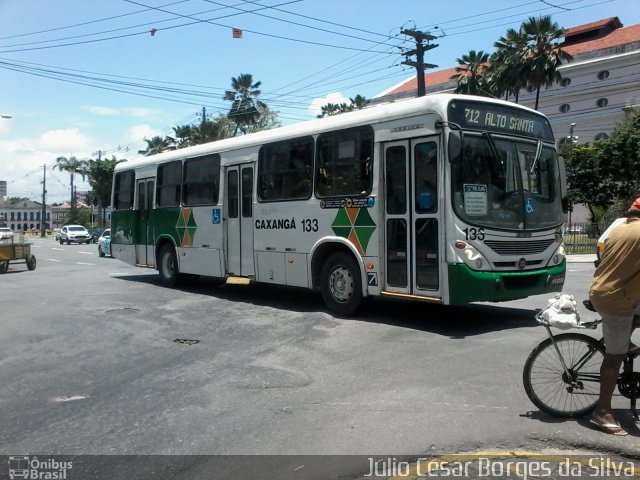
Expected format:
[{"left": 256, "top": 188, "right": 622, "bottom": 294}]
[
  {"left": 317, "top": 95, "right": 370, "bottom": 118},
  {"left": 449, "top": 50, "right": 493, "bottom": 96},
  {"left": 451, "top": 16, "right": 571, "bottom": 108},
  {"left": 562, "top": 108, "right": 640, "bottom": 221},
  {"left": 224, "top": 73, "right": 267, "bottom": 135}
]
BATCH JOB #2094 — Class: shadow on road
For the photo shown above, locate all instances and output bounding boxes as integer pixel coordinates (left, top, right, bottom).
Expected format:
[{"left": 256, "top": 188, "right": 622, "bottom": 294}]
[{"left": 112, "top": 273, "right": 539, "bottom": 337}]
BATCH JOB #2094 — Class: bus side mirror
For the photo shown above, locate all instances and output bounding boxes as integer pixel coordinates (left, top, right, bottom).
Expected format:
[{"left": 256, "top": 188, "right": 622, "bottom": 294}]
[
  {"left": 448, "top": 130, "right": 462, "bottom": 163},
  {"left": 558, "top": 155, "right": 569, "bottom": 213}
]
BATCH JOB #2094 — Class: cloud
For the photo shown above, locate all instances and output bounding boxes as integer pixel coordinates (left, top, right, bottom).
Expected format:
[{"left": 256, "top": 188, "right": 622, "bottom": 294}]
[
  {"left": 308, "top": 92, "right": 349, "bottom": 117},
  {"left": 38, "top": 128, "right": 93, "bottom": 155},
  {"left": 82, "top": 105, "right": 161, "bottom": 118}
]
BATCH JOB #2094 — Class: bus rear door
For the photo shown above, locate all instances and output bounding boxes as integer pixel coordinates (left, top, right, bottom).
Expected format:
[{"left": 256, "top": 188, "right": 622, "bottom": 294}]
[
  {"left": 383, "top": 138, "right": 442, "bottom": 300},
  {"left": 135, "top": 178, "right": 155, "bottom": 266},
  {"left": 225, "top": 164, "right": 255, "bottom": 277}
]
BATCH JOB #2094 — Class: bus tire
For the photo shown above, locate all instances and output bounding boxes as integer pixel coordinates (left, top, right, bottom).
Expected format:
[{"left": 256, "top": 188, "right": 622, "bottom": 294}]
[
  {"left": 320, "top": 252, "right": 362, "bottom": 316},
  {"left": 158, "top": 244, "right": 179, "bottom": 287}
]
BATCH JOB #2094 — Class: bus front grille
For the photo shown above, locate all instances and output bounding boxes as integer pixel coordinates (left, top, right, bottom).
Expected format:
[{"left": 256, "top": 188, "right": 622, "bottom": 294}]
[{"left": 484, "top": 239, "right": 555, "bottom": 256}]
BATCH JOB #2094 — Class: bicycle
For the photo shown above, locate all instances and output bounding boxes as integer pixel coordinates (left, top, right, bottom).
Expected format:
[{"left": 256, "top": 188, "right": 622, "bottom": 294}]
[{"left": 523, "top": 299, "right": 640, "bottom": 419}]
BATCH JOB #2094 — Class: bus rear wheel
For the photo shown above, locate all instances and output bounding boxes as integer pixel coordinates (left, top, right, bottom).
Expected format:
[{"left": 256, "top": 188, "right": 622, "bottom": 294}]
[
  {"left": 320, "top": 252, "right": 362, "bottom": 316},
  {"left": 158, "top": 244, "right": 179, "bottom": 287}
]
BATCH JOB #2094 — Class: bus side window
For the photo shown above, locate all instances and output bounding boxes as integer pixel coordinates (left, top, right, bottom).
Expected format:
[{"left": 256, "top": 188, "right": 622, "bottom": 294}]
[{"left": 315, "top": 126, "right": 373, "bottom": 197}]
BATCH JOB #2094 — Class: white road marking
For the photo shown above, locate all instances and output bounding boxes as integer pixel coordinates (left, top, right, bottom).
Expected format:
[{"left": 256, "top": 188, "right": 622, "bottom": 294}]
[
  {"left": 76, "top": 262, "right": 96, "bottom": 266},
  {"left": 51, "top": 247, "right": 65, "bottom": 251},
  {"left": 47, "top": 258, "right": 61, "bottom": 262},
  {"left": 78, "top": 251, "right": 94, "bottom": 255}
]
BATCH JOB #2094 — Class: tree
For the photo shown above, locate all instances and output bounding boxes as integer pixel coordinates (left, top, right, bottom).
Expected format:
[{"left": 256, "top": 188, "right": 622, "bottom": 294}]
[
  {"left": 491, "top": 28, "right": 529, "bottom": 102},
  {"left": 53, "top": 156, "right": 88, "bottom": 223},
  {"left": 520, "top": 16, "right": 572, "bottom": 110},
  {"left": 596, "top": 108, "right": 640, "bottom": 202},
  {"left": 449, "top": 50, "right": 492, "bottom": 96},
  {"left": 562, "top": 108, "right": 640, "bottom": 221},
  {"left": 317, "top": 95, "right": 370, "bottom": 118},
  {"left": 138, "top": 135, "right": 175, "bottom": 156},
  {"left": 86, "top": 156, "right": 126, "bottom": 227},
  {"left": 562, "top": 143, "right": 615, "bottom": 222},
  {"left": 239, "top": 107, "right": 281, "bottom": 134},
  {"left": 172, "top": 125, "right": 197, "bottom": 149},
  {"left": 349, "top": 94, "right": 370, "bottom": 110},
  {"left": 224, "top": 73, "right": 267, "bottom": 135}
]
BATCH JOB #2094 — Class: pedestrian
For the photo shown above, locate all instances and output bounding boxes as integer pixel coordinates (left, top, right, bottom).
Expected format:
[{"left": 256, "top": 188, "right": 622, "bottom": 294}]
[{"left": 588, "top": 198, "right": 640, "bottom": 436}]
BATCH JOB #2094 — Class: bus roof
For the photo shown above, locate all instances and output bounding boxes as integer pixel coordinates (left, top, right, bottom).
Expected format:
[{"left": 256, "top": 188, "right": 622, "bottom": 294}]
[{"left": 115, "top": 93, "right": 548, "bottom": 172}]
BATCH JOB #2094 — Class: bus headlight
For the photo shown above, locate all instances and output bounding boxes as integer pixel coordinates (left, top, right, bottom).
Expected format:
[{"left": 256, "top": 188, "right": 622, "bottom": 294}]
[
  {"left": 459, "top": 243, "right": 490, "bottom": 271},
  {"left": 549, "top": 244, "right": 566, "bottom": 266}
]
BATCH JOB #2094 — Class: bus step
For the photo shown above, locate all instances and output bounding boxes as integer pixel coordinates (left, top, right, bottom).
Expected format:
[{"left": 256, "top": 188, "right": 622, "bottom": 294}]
[{"left": 225, "top": 276, "right": 253, "bottom": 285}]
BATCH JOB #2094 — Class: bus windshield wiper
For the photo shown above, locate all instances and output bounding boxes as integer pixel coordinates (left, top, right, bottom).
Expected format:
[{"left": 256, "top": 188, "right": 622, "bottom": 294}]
[
  {"left": 529, "top": 140, "right": 543, "bottom": 175},
  {"left": 482, "top": 132, "right": 502, "bottom": 173}
]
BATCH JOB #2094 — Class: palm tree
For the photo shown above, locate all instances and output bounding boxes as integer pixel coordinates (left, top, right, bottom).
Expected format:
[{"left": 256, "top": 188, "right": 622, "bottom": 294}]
[
  {"left": 449, "top": 50, "right": 491, "bottom": 95},
  {"left": 173, "top": 125, "right": 197, "bottom": 148},
  {"left": 317, "top": 103, "right": 348, "bottom": 118},
  {"left": 138, "top": 135, "right": 175, "bottom": 156},
  {"left": 53, "top": 156, "right": 88, "bottom": 221},
  {"left": 349, "top": 94, "right": 370, "bottom": 110},
  {"left": 492, "top": 28, "right": 529, "bottom": 102},
  {"left": 86, "top": 156, "right": 126, "bottom": 227},
  {"left": 520, "top": 16, "right": 572, "bottom": 109},
  {"left": 223, "top": 73, "right": 267, "bottom": 135}
]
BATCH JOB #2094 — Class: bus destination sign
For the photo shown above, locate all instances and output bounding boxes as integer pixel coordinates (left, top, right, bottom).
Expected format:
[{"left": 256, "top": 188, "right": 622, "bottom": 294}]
[{"left": 448, "top": 99, "right": 554, "bottom": 142}]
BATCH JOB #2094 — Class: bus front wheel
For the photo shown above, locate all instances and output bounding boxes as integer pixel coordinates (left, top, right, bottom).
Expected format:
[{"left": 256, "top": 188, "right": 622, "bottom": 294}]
[
  {"left": 320, "top": 252, "right": 362, "bottom": 316},
  {"left": 158, "top": 244, "right": 179, "bottom": 287}
]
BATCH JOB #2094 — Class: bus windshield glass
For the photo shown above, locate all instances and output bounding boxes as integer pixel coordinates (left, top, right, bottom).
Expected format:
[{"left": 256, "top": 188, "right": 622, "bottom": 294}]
[{"left": 451, "top": 132, "right": 563, "bottom": 231}]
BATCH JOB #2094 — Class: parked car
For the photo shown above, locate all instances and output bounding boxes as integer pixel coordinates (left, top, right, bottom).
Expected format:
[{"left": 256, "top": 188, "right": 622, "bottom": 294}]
[
  {"left": 98, "top": 229, "right": 111, "bottom": 257},
  {"left": 59, "top": 225, "right": 91, "bottom": 244},
  {"left": 88, "top": 227, "right": 105, "bottom": 243},
  {"left": 594, "top": 217, "right": 626, "bottom": 267},
  {"left": 0, "top": 227, "right": 13, "bottom": 240}
]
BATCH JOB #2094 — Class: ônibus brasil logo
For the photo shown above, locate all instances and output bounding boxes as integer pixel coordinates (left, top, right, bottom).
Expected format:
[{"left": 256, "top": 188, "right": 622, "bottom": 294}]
[{"left": 8, "top": 456, "right": 73, "bottom": 479}]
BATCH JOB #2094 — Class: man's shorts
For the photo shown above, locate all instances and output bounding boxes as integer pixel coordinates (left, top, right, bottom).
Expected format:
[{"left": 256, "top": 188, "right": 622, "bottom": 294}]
[{"left": 602, "top": 312, "right": 634, "bottom": 355}]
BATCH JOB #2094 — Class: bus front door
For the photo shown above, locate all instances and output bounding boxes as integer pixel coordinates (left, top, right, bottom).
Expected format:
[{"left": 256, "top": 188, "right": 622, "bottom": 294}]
[
  {"left": 225, "top": 164, "right": 255, "bottom": 277},
  {"left": 135, "top": 178, "right": 155, "bottom": 266},
  {"left": 384, "top": 138, "right": 441, "bottom": 299}
]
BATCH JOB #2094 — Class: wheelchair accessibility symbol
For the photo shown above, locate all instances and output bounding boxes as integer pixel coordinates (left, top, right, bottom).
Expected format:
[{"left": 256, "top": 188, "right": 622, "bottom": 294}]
[
  {"left": 212, "top": 208, "right": 221, "bottom": 224},
  {"left": 525, "top": 199, "right": 534, "bottom": 214}
]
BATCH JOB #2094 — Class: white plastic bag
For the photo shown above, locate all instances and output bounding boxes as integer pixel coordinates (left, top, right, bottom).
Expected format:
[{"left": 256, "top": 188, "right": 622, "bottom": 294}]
[{"left": 542, "top": 293, "right": 581, "bottom": 330}]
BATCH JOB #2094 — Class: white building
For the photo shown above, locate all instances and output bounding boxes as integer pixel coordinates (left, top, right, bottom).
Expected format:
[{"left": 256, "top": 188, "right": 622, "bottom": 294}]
[{"left": 0, "top": 197, "right": 52, "bottom": 231}]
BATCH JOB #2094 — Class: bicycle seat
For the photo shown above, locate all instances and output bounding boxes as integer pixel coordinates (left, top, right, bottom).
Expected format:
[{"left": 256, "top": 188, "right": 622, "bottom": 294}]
[{"left": 583, "top": 299, "right": 596, "bottom": 312}]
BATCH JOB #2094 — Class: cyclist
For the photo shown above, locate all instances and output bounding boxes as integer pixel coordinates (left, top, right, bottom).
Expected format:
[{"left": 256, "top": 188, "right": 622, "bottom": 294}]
[{"left": 588, "top": 198, "right": 640, "bottom": 436}]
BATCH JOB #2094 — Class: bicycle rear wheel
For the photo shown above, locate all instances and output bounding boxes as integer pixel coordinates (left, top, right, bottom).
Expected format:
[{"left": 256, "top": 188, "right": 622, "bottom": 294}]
[{"left": 523, "top": 332, "right": 604, "bottom": 418}]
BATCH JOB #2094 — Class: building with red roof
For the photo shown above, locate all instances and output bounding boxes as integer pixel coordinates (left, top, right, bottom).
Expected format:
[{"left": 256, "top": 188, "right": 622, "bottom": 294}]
[{"left": 375, "top": 17, "right": 640, "bottom": 149}]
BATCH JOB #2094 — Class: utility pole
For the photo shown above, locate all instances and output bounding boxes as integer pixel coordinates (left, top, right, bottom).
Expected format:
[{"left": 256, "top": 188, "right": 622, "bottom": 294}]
[
  {"left": 40, "top": 164, "right": 47, "bottom": 238},
  {"left": 197, "top": 107, "right": 211, "bottom": 144},
  {"left": 401, "top": 28, "right": 439, "bottom": 97}
]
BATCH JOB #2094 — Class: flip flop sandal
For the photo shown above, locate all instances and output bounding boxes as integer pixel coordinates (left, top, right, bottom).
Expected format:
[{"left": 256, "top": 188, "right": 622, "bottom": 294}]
[{"left": 589, "top": 419, "right": 628, "bottom": 436}]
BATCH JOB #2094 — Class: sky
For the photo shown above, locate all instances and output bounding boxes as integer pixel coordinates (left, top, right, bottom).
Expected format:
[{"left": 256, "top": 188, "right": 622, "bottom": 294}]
[{"left": 0, "top": 0, "right": 639, "bottom": 203}]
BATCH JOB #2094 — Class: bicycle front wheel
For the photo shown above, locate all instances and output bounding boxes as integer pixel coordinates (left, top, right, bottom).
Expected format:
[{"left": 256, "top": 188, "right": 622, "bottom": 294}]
[{"left": 523, "top": 332, "right": 604, "bottom": 418}]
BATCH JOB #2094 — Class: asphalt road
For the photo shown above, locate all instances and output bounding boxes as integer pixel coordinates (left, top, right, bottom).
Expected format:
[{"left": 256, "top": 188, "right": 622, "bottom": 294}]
[{"left": 1, "top": 238, "right": 638, "bottom": 478}]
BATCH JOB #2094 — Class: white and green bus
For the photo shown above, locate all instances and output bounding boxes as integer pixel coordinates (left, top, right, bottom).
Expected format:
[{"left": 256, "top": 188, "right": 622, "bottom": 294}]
[{"left": 111, "top": 93, "right": 566, "bottom": 315}]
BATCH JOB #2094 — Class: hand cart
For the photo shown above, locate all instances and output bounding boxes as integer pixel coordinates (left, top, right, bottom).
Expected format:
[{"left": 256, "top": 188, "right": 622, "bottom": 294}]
[{"left": 0, "top": 234, "right": 36, "bottom": 274}]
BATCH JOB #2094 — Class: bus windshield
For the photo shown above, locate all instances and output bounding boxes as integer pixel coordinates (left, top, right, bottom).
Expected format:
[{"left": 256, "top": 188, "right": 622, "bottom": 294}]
[{"left": 451, "top": 132, "right": 563, "bottom": 231}]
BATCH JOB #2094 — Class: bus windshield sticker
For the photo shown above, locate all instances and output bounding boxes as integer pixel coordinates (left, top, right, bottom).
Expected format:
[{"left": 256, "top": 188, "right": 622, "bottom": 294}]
[
  {"left": 212, "top": 208, "right": 221, "bottom": 224},
  {"left": 463, "top": 184, "right": 488, "bottom": 216}
]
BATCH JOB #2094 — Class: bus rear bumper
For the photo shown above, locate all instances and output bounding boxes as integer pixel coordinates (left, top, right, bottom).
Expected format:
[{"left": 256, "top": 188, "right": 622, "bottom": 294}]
[{"left": 447, "top": 261, "right": 566, "bottom": 305}]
